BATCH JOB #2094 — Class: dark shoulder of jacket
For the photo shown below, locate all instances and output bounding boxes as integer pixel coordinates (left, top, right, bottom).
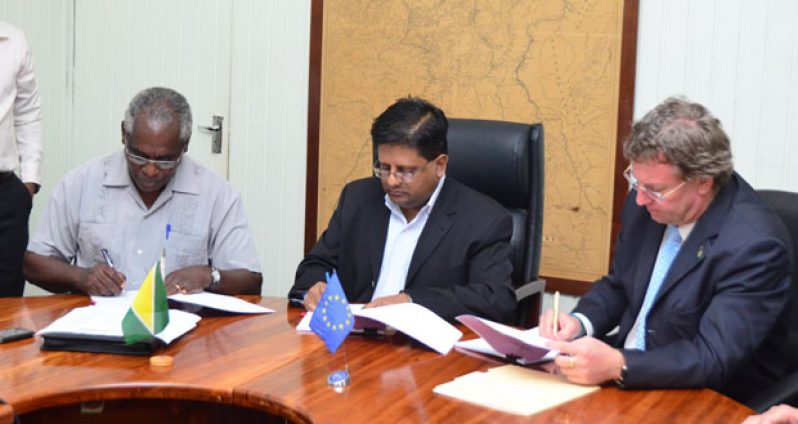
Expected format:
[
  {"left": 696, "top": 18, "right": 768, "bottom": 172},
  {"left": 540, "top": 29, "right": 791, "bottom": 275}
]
[
  {"left": 718, "top": 173, "right": 790, "bottom": 246},
  {"left": 335, "top": 177, "right": 384, "bottom": 209}
]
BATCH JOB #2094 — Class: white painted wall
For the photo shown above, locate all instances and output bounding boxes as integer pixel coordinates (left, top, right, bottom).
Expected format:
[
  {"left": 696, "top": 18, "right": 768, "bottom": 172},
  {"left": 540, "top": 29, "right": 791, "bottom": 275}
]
[
  {"left": 635, "top": 0, "right": 798, "bottom": 191},
  {"left": 229, "top": 0, "right": 310, "bottom": 297},
  {"left": 1, "top": 0, "right": 310, "bottom": 297},
  {"left": 70, "top": 0, "right": 235, "bottom": 177}
]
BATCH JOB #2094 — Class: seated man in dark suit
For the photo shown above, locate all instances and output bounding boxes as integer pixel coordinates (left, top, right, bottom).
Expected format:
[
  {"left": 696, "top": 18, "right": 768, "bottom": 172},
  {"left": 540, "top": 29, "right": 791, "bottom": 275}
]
[
  {"left": 290, "top": 96, "right": 516, "bottom": 322},
  {"left": 540, "top": 97, "right": 792, "bottom": 404}
]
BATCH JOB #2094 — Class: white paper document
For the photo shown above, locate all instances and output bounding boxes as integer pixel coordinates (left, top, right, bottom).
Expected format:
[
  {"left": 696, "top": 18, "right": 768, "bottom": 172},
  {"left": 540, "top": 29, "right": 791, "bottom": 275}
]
[
  {"left": 168, "top": 292, "right": 274, "bottom": 314},
  {"left": 297, "top": 302, "right": 462, "bottom": 355},
  {"left": 92, "top": 291, "right": 274, "bottom": 314},
  {"left": 296, "top": 304, "right": 366, "bottom": 332},
  {"left": 37, "top": 305, "right": 201, "bottom": 344},
  {"left": 433, "top": 365, "right": 599, "bottom": 416},
  {"left": 90, "top": 290, "right": 139, "bottom": 308}
]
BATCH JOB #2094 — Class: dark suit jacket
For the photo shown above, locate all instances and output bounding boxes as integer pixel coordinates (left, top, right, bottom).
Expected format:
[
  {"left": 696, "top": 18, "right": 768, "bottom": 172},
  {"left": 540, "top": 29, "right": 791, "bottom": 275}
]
[
  {"left": 291, "top": 177, "right": 516, "bottom": 323},
  {"left": 574, "top": 173, "right": 792, "bottom": 403}
]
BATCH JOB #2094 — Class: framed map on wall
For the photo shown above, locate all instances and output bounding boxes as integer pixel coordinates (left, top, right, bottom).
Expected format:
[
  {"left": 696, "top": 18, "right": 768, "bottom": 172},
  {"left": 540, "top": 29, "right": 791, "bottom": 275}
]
[{"left": 308, "top": 0, "right": 638, "bottom": 289}]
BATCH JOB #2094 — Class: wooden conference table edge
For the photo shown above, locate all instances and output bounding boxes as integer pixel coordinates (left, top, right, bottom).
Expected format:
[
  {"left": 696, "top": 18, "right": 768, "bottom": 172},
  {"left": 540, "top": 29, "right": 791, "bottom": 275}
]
[
  {"left": 0, "top": 295, "right": 291, "bottom": 421},
  {"left": 0, "top": 295, "right": 754, "bottom": 423}
]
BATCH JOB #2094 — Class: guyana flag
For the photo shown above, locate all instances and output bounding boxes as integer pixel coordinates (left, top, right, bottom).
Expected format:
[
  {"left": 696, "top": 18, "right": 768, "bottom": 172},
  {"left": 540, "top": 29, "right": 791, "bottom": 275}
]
[{"left": 122, "top": 258, "right": 170, "bottom": 344}]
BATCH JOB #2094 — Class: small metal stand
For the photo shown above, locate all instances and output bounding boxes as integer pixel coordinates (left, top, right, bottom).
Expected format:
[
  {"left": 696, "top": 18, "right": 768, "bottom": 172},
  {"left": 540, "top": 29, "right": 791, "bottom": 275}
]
[
  {"left": 327, "top": 369, "right": 351, "bottom": 393},
  {"left": 327, "top": 347, "right": 351, "bottom": 393}
]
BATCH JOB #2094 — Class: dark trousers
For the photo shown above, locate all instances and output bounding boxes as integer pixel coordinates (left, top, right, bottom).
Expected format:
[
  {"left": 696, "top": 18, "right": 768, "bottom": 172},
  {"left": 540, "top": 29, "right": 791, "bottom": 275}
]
[{"left": 0, "top": 173, "right": 31, "bottom": 297}]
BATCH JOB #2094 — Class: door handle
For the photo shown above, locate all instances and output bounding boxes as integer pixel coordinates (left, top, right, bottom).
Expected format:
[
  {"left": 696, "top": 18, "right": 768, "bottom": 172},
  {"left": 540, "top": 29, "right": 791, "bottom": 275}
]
[{"left": 198, "top": 115, "right": 224, "bottom": 154}]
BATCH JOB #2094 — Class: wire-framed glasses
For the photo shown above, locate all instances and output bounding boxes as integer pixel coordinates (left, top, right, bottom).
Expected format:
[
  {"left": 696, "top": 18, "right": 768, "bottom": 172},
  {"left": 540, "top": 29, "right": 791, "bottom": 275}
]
[{"left": 623, "top": 165, "right": 687, "bottom": 203}]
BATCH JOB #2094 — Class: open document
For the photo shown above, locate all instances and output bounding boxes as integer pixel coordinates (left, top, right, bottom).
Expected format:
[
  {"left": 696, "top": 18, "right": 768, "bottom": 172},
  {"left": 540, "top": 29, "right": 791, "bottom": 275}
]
[
  {"left": 37, "top": 304, "right": 201, "bottom": 355},
  {"left": 38, "top": 291, "right": 270, "bottom": 355},
  {"left": 455, "top": 315, "right": 557, "bottom": 364},
  {"left": 297, "top": 303, "right": 462, "bottom": 355},
  {"left": 168, "top": 292, "right": 274, "bottom": 314},
  {"left": 91, "top": 291, "right": 274, "bottom": 314}
]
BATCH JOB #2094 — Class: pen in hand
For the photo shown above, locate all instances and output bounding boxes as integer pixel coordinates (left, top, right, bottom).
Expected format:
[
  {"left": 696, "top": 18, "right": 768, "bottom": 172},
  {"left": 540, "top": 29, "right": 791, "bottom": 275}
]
[
  {"left": 101, "top": 248, "right": 126, "bottom": 294},
  {"left": 552, "top": 290, "right": 560, "bottom": 336},
  {"left": 100, "top": 248, "right": 114, "bottom": 269}
]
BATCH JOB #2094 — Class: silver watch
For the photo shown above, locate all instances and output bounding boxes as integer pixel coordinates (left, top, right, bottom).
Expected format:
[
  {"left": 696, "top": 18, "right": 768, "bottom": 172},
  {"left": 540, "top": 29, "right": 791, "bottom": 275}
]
[{"left": 209, "top": 266, "right": 221, "bottom": 289}]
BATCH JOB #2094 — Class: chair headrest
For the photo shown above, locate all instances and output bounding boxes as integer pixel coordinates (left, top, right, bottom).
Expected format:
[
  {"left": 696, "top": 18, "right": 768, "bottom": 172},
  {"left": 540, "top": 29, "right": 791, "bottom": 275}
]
[
  {"left": 757, "top": 189, "right": 798, "bottom": 369},
  {"left": 446, "top": 118, "right": 542, "bottom": 210},
  {"left": 758, "top": 190, "right": 798, "bottom": 236}
]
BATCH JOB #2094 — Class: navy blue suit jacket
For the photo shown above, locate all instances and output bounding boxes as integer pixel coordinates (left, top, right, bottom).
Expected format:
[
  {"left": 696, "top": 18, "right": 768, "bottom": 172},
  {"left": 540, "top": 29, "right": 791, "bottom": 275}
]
[
  {"left": 574, "top": 173, "right": 792, "bottom": 402},
  {"left": 291, "top": 177, "right": 516, "bottom": 323}
]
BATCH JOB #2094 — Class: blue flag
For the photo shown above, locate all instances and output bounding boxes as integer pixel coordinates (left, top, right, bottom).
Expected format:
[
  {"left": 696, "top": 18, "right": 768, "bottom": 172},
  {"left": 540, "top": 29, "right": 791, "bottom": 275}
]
[{"left": 310, "top": 271, "right": 353, "bottom": 354}]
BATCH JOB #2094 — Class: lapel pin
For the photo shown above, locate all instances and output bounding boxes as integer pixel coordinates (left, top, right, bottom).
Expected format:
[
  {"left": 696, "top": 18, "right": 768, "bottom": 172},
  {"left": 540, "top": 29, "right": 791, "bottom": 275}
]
[{"left": 697, "top": 246, "right": 704, "bottom": 259}]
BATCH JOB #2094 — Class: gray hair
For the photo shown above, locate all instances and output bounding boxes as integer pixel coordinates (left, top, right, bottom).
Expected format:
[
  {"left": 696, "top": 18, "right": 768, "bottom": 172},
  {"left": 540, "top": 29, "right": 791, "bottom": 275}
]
[
  {"left": 624, "top": 97, "right": 734, "bottom": 189},
  {"left": 122, "top": 87, "right": 192, "bottom": 144}
]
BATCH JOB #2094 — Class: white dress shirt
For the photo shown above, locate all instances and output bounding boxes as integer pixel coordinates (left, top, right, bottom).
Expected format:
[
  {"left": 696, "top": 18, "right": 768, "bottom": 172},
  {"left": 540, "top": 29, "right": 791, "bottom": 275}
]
[
  {"left": 371, "top": 175, "right": 446, "bottom": 300},
  {"left": 0, "top": 21, "right": 42, "bottom": 184}
]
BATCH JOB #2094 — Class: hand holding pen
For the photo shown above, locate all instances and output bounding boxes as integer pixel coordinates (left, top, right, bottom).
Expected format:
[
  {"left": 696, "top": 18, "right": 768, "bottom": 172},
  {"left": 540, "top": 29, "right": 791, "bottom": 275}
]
[
  {"left": 75, "top": 249, "right": 127, "bottom": 296},
  {"left": 101, "top": 249, "right": 127, "bottom": 295},
  {"left": 539, "top": 291, "right": 582, "bottom": 341}
]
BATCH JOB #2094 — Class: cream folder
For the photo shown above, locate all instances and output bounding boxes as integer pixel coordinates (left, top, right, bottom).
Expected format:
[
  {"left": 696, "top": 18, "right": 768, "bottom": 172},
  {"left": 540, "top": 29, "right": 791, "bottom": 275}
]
[{"left": 433, "top": 364, "right": 599, "bottom": 416}]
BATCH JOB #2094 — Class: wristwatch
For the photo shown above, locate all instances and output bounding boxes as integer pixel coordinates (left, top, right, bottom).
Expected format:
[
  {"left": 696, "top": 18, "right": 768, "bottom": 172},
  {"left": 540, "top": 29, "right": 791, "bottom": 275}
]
[
  {"left": 208, "top": 266, "right": 221, "bottom": 290},
  {"left": 615, "top": 361, "right": 628, "bottom": 387}
]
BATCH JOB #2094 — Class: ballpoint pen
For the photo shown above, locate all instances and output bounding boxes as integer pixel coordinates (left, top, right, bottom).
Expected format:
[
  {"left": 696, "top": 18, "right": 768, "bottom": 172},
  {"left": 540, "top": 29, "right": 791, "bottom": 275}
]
[
  {"left": 101, "top": 248, "right": 125, "bottom": 294},
  {"left": 163, "top": 224, "right": 171, "bottom": 259},
  {"left": 552, "top": 290, "right": 560, "bottom": 336},
  {"left": 100, "top": 248, "right": 115, "bottom": 268}
]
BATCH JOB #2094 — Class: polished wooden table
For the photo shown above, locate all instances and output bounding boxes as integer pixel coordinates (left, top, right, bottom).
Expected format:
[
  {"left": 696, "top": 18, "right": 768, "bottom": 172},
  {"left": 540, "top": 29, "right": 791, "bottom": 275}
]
[{"left": 0, "top": 296, "right": 753, "bottom": 423}]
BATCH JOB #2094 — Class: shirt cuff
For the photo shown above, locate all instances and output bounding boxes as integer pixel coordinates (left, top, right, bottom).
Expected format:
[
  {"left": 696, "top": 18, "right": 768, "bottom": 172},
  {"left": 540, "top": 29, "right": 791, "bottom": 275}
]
[
  {"left": 15, "top": 121, "right": 43, "bottom": 184},
  {"left": 571, "top": 312, "right": 594, "bottom": 338}
]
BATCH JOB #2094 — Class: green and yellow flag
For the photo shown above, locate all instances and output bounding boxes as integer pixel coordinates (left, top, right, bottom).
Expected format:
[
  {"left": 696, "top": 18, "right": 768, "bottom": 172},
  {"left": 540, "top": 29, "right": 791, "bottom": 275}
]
[{"left": 122, "top": 258, "right": 170, "bottom": 344}]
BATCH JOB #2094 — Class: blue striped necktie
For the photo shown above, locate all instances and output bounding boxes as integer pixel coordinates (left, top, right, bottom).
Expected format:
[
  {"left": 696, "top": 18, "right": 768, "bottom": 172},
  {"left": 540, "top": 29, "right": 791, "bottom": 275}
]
[{"left": 635, "top": 225, "right": 682, "bottom": 350}]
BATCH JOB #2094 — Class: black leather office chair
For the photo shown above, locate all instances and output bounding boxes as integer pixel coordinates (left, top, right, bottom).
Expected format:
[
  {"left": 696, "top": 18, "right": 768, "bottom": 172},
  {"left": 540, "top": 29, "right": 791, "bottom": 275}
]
[
  {"left": 446, "top": 118, "right": 545, "bottom": 328},
  {"left": 749, "top": 190, "right": 798, "bottom": 411}
]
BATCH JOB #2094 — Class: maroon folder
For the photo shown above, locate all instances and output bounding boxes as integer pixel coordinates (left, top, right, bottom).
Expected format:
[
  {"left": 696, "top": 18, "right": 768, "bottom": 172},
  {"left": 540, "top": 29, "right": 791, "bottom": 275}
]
[{"left": 456, "top": 315, "right": 551, "bottom": 364}]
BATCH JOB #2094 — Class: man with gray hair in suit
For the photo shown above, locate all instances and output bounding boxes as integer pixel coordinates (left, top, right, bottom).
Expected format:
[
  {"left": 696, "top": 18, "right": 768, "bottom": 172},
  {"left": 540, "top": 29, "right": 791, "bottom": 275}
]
[{"left": 540, "top": 97, "right": 791, "bottom": 406}]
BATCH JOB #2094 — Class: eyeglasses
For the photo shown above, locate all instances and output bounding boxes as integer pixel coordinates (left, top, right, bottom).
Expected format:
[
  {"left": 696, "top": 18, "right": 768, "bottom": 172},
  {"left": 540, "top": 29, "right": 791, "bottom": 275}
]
[
  {"left": 125, "top": 147, "right": 183, "bottom": 170},
  {"left": 373, "top": 157, "right": 436, "bottom": 183},
  {"left": 623, "top": 165, "right": 687, "bottom": 203}
]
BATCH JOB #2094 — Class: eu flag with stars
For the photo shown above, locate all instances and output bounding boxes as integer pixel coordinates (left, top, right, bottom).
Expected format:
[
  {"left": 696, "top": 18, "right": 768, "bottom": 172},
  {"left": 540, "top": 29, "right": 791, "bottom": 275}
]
[{"left": 310, "top": 271, "right": 353, "bottom": 354}]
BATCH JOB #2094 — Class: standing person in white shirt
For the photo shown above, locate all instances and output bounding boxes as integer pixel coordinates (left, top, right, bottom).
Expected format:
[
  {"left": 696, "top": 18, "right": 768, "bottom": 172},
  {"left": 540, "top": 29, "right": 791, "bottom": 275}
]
[{"left": 0, "top": 21, "right": 43, "bottom": 296}]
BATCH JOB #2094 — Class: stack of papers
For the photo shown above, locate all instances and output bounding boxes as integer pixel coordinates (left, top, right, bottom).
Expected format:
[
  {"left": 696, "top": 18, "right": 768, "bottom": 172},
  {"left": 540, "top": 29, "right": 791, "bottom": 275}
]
[
  {"left": 433, "top": 365, "right": 599, "bottom": 416},
  {"left": 38, "top": 305, "right": 201, "bottom": 345},
  {"left": 297, "top": 303, "right": 462, "bottom": 355},
  {"left": 37, "top": 291, "right": 273, "bottom": 355}
]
